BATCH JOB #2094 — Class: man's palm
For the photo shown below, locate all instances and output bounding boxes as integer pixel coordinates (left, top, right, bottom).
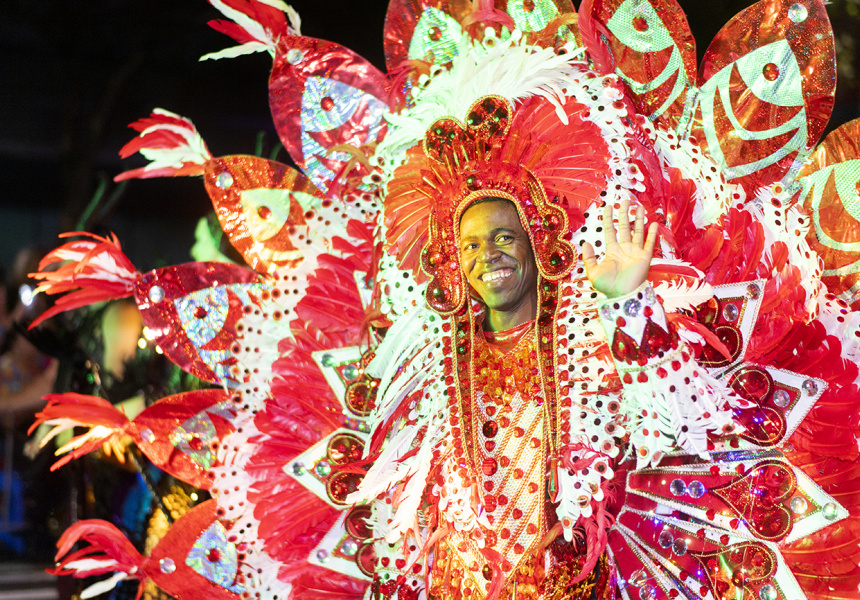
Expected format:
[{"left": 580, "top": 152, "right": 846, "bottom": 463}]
[{"left": 582, "top": 201, "right": 658, "bottom": 298}]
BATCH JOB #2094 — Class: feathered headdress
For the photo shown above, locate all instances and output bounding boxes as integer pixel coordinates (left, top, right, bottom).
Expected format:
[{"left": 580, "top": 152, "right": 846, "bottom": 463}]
[{"left": 384, "top": 92, "right": 616, "bottom": 314}]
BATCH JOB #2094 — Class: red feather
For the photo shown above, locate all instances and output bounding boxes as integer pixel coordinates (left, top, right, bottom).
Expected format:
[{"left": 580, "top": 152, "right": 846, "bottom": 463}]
[
  {"left": 577, "top": 0, "right": 614, "bottom": 75},
  {"left": 29, "top": 232, "right": 139, "bottom": 328}
]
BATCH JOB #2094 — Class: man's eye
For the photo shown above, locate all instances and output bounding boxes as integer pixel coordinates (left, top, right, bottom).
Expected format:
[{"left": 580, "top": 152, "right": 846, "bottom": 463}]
[{"left": 496, "top": 235, "right": 513, "bottom": 243}]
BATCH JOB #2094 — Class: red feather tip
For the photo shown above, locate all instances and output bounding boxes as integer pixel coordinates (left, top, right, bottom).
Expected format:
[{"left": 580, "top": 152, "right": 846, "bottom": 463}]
[
  {"left": 115, "top": 109, "right": 211, "bottom": 181},
  {"left": 28, "top": 232, "right": 140, "bottom": 328}
]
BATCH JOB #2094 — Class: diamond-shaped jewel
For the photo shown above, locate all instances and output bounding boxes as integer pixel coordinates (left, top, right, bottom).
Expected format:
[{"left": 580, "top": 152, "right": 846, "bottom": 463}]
[
  {"left": 315, "top": 549, "right": 329, "bottom": 562},
  {"left": 321, "top": 353, "right": 335, "bottom": 367},
  {"left": 624, "top": 298, "right": 641, "bottom": 317},
  {"left": 802, "top": 379, "right": 818, "bottom": 396},
  {"left": 292, "top": 462, "right": 305, "bottom": 476},
  {"left": 746, "top": 283, "right": 761, "bottom": 299},
  {"left": 342, "top": 365, "right": 359, "bottom": 381},
  {"left": 823, "top": 502, "right": 839, "bottom": 520},
  {"left": 790, "top": 496, "right": 808, "bottom": 514},
  {"left": 788, "top": 3, "right": 808, "bottom": 23},
  {"left": 669, "top": 479, "right": 687, "bottom": 497},
  {"left": 657, "top": 528, "right": 673, "bottom": 548},
  {"left": 148, "top": 285, "right": 165, "bottom": 303},
  {"left": 600, "top": 305, "right": 613, "bottom": 320},
  {"left": 773, "top": 389, "right": 791, "bottom": 408},
  {"left": 286, "top": 48, "right": 304, "bottom": 64},
  {"left": 672, "top": 538, "right": 687, "bottom": 556},
  {"left": 140, "top": 428, "right": 155, "bottom": 443},
  {"left": 215, "top": 172, "right": 234, "bottom": 189},
  {"left": 687, "top": 480, "right": 706, "bottom": 498},
  {"left": 159, "top": 558, "right": 176, "bottom": 573}
]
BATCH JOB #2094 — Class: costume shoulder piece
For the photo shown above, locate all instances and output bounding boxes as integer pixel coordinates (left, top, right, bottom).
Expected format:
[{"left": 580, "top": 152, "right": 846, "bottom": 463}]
[{"left": 28, "top": 1, "right": 860, "bottom": 599}]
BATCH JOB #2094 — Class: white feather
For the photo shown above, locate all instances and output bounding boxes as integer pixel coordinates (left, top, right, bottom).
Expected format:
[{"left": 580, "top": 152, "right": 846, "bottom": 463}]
[{"left": 80, "top": 572, "right": 129, "bottom": 599}]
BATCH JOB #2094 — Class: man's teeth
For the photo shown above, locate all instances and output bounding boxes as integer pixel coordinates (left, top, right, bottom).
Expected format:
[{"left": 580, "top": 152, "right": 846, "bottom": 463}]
[{"left": 482, "top": 269, "right": 511, "bottom": 282}]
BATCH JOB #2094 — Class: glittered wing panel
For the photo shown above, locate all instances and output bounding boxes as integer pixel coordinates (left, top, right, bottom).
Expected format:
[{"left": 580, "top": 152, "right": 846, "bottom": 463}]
[
  {"left": 609, "top": 507, "right": 807, "bottom": 600},
  {"left": 693, "top": 0, "right": 835, "bottom": 193},
  {"left": 624, "top": 452, "right": 847, "bottom": 545},
  {"left": 797, "top": 118, "right": 860, "bottom": 307},
  {"left": 500, "top": 0, "right": 581, "bottom": 46},
  {"left": 133, "top": 262, "right": 267, "bottom": 387},
  {"left": 133, "top": 389, "right": 236, "bottom": 489},
  {"left": 203, "top": 155, "right": 327, "bottom": 275},
  {"left": 587, "top": 0, "right": 697, "bottom": 129},
  {"left": 269, "top": 35, "right": 391, "bottom": 194},
  {"left": 383, "top": 0, "right": 472, "bottom": 70}
]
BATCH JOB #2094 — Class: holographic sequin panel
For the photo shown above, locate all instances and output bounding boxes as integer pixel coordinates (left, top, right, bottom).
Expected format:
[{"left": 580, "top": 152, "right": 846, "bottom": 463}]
[
  {"left": 301, "top": 77, "right": 387, "bottom": 136},
  {"left": 186, "top": 520, "right": 244, "bottom": 594},
  {"left": 408, "top": 7, "right": 462, "bottom": 65},
  {"left": 168, "top": 401, "right": 232, "bottom": 470}
]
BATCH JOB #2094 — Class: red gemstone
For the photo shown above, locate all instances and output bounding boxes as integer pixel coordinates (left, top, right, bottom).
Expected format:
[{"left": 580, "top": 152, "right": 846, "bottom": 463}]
[
  {"left": 498, "top": 495, "right": 509, "bottom": 506},
  {"left": 499, "top": 416, "right": 510, "bottom": 427},
  {"left": 194, "top": 306, "right": 208, "bottom": 319},
  {"left": 513, "top": 427, "right": 524, "bottom": 438},
  {"left": 526, "top": 523, "right": 537, "bottom": 534},
  {"left": 528, "top": 482, "right": 538, "bottom": 493},
  {"left": 501, "top": 528, "right": 511, "bottom": 539},
  {"left": 524, "top": 0, "right": 535, "bottom": 12},
  {"left": 500, "top": 456, "right": 510, "bottom": 467},
  {"left": 207, "top": 548, "right": 221, "bottom": 562},
  {"left": 482, "top": 458, "right": 498, "bottom": 476},
  {"left": 428, "top": 26, "right": 442, "bottom": 41},
  {"left": 513, "top": 468, "right": 524, "bottom": 479},
  {"left": 484, "top": 480, "right": 494, "bottom": 492},
  {"left": 514, "top": 543, "right": 524, "bottom": 554},
  {"left": 762, "top": 63, "right": 780, "bottom": 81},
  {"left": 632, "top": 15, "right": 648, "bottom": 31},
  {"left": 257, "top": 206, "right": 272, "bottom": 220},
  {"left": 512, "top": 508, "right": 523, "bottom": 519},
  {"left": 189, "top": 436, "right": 203, "bottom": 450},
  {"left": 482, "top": 421, "right": 499, "bottom": 438},
  {"left": 320, "top": 96, "right": 335, "bottom": 111},
  {"left": 485, "top": 441, "right": 496, "bottom": 452}
]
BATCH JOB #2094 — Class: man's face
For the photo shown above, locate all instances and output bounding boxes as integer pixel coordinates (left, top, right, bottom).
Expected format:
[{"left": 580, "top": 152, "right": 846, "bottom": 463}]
[{"left": 459, "top": 199, "right": 538, "bottom": 316}]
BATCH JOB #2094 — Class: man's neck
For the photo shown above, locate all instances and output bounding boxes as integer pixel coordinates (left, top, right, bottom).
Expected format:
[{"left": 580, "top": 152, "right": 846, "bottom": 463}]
[{"left": 484, "top": 297, "right": 537, "bottom": 332}]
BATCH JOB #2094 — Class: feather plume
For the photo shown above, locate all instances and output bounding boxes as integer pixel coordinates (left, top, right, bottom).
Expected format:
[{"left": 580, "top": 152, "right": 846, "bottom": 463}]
[
  {"left": 202, "top": 0, "right": 301, "bottom": 61},
  {"left": 577, "top": 0, "right": 614, "bottom": 75},
  {"left": 28, "top": 232, "right": 139, "bottom": 328},
  {"left": 52, "top": 520, "right": 145, "bottom": 599},
  {"left": 30, "top": 393, "right": 131, "bottom": 470},
  {"left": 114, "top": 109, "right": 211, "bottom": 181}
]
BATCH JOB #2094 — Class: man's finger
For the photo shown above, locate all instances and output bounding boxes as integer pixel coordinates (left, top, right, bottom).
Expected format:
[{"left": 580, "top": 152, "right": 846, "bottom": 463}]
[
  {"left": 632, "top": 205, "right": 645, "bottom": 247},
  {"left": 644, "top": 222, "right": 659, "bottom": 257},
  {"left": 602, "top": 202, "right": 617, "bottom": 249},
  {"left": 581, "top": 241, "right": 598, "bottom": 275},
  {"left": 616, "top": 199, "right": 631, "bottom": 243}
]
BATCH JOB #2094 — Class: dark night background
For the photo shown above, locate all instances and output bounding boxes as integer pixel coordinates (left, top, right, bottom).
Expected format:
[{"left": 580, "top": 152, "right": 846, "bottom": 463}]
[{"left": 2, "top": 0, "right": 859, "bottom": 275}]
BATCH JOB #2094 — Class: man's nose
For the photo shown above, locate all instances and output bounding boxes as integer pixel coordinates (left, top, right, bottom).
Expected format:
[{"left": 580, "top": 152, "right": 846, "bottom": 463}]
[{"left": 477, "top": 243, "right": 501, "bottom": 263}]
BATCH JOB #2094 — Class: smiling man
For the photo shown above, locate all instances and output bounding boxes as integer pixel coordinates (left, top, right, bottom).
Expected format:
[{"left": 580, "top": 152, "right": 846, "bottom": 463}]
[{"left": 459, "top": 198, "right": 538, "bottom": 332}]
